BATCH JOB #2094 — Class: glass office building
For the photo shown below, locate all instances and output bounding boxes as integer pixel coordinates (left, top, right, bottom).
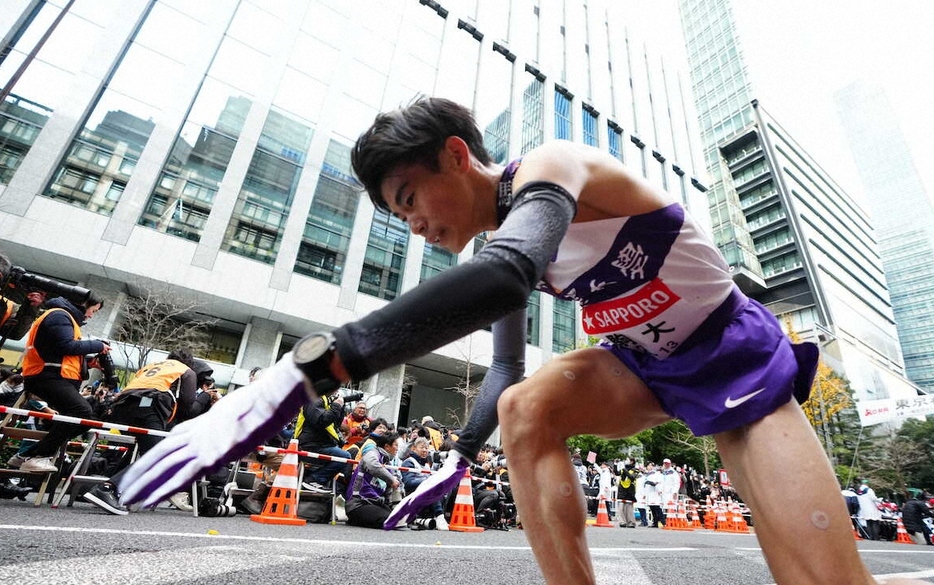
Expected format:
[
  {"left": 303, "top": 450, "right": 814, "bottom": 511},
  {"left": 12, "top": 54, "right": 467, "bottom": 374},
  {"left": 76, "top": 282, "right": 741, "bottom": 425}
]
[
  {"left": 835, "top": 81, "right": 934, "bottom": 391},
  {"left": 0, "top": 0, "right": 710, "bottom": 425},
  {"left": 679, "top": 0, "right": 923, "bottom": 401}
]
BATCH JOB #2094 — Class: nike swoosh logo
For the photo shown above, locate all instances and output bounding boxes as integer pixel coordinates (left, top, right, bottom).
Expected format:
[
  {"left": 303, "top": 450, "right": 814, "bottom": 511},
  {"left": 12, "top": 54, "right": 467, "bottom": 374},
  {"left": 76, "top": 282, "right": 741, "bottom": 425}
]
[{"left": 724, "top": 387, "right": 767, "bottom": 409}]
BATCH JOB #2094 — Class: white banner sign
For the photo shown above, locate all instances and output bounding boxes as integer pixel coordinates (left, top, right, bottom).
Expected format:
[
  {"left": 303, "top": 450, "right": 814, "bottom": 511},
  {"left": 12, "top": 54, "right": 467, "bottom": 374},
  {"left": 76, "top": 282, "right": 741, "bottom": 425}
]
[{"left": 856, "top": 395, "right": 934, "bottom": 426}]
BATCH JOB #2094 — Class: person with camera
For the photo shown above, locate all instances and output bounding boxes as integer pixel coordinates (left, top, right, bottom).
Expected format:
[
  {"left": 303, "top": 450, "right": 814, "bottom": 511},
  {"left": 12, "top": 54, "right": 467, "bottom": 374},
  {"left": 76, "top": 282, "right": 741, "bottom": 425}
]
[
  {"left": 0, "top": 252, "right": 48, "bottom": 343},
  {"left": 340, "top": 400, "right": 372, "bottom": 450},
  {"left": 294, "top": 390, "right": 358, "bottom": 493},
  {"left": 82, "top": 348, "right": 201, "bottom": 515},
  {"left": 6, "top": 294, "right": 109, "bottom": 474}
]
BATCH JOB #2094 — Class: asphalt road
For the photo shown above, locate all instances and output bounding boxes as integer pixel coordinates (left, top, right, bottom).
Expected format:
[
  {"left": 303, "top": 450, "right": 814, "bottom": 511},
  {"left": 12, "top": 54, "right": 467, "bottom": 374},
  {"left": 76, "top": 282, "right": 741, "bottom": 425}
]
[{"left": 1, "top": 498, "right": 933, "bottom": 584}]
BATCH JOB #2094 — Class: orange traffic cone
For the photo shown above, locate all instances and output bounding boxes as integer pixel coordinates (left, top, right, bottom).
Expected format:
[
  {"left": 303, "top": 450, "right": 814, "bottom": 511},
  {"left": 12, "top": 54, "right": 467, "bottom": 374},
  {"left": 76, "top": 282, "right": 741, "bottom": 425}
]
[
  {"left": 689, "top": 501, "right": 702, "bottom": 529},
  {"left": 661, "top": 500, "right": 676, "bottom": 529},
  {"left": 852, "top": 521, "right": 863, "bottom": 540},
  {"left": 594, "top": 495, "right": 614, "bottom": 527},
  {"left": 251, "top": 439, "right": 305, "bottom": 526},
  {"left": 675, "top": 500, "right": 695, "bottom": 531},
  {"left": 448, "top": 470, "right": 484, "bottom": 532},
  {"left": 895, "top": 517, "right": 915, "bottom": 544},
  {"left": 703, "top": 497, "right": 716, "bottom": 530},
  {"left": 729, "top": 501, "right": 750, "bottom": 534},
  {"left": 715, "top": 500, "right": 731, "bottom": 532}
]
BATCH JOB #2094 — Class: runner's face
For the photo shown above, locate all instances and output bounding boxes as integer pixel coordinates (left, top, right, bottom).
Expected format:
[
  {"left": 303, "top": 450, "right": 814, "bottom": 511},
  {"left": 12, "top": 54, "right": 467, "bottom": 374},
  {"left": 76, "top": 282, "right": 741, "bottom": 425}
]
[{"left": 380, "top": 141, "right": 477, "bottom": 253}]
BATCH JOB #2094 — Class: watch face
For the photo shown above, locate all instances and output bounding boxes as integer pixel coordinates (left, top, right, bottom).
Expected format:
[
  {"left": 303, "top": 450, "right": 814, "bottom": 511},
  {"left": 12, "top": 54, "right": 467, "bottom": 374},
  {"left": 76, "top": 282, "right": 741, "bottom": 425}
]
[{"left": 293, "top": 334, "right": 331, "bottom": 364}]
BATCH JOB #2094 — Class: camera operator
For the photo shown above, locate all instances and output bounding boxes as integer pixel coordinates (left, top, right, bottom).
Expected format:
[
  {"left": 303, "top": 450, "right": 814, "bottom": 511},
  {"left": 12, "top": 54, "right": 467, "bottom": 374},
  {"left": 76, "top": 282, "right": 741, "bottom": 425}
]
[
  {"left": 294, "top": 390, "right": 359, "bottom": 493},
  {"left": 340, "top": 400, "right": 372, "bottom": 450},
  {"left": 83, "top": 348, "right": 200, "bottom": 515},
  {"left": 6, "top": 293, "right": 109, "bottom": 473},
  {"left": 0, "top": 252, "right": 47, "bottom": 342}
]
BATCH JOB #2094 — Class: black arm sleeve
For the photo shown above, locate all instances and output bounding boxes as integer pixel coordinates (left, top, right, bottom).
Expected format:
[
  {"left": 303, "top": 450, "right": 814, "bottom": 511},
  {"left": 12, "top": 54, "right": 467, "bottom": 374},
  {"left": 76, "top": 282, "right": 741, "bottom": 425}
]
[
  {"left": 333, "top": 181, "right": 576, "bottom": 381},
  {"left": 452, "top": 307, "right": 527, "bottom": 459}
]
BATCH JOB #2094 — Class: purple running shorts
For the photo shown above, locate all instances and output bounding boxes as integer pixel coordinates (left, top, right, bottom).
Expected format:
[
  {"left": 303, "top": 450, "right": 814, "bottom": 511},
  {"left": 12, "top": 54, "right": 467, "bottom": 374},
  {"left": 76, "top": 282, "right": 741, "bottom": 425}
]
[{"left": 605, "top": 287, "right": 819, "bottom": 436}]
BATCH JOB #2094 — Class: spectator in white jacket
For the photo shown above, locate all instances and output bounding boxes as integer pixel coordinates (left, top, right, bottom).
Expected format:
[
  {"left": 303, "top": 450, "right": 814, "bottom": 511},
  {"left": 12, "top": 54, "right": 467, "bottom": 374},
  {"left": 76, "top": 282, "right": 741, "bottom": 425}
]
[
  {"left": 661, "top": 458, "right": 682, "bottom": 505},
  {"left": 855, "top": 481, "right": 883, "bottom": 540},
  {"left": 643, "top": 462, "right": 665, "bottom": 527}
]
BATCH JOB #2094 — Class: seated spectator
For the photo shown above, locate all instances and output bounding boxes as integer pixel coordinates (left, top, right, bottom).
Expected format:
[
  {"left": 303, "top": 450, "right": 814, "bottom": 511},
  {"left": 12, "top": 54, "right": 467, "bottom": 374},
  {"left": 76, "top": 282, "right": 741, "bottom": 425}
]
[
  {"left": 0, "top": 373, "right": 24, "bottom": 406},
  {"left": 471, "top": 448, "right": 508, "bottom": 529},
  {"left": 400, "top": 437, "right": 447, "bottom": 530},
  {"left": 348, "top": 418, "right": 389, "bottom": 461},
  {"left": 345, "top": 431, "right": 401, "bottom": 529}
]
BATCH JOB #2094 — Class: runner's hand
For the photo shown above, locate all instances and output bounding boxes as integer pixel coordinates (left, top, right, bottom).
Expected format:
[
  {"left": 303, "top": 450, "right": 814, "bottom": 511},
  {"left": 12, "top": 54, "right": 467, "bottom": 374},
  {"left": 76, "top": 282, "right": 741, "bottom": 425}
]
[
  {"left": 384, "top": 450, "right": 470, "bottom": 529},
  {"left": 118, "top": 355, "right": 310, "bottom": 507}
]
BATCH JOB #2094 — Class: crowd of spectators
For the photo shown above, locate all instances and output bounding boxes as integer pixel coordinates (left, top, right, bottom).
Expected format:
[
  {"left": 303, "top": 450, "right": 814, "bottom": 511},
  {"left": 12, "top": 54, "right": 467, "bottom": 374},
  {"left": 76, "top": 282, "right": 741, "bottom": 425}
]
[{"left": 1, "top": 346, "right": 932, "bottom": 538}]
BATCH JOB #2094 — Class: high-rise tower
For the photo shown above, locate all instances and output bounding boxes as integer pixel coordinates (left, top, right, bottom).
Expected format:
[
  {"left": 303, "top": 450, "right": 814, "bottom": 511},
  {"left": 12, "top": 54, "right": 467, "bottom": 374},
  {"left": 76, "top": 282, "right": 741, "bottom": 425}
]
[{"left": 678, "top": 0, "right": 923, "bottom": 402}]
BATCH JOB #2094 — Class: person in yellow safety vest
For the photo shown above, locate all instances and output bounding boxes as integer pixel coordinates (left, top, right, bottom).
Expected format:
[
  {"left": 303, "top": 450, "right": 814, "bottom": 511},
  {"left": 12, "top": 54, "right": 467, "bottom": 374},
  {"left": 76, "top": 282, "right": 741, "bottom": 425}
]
[
  {"left": 6, "top": 295, "right": 109, "bottom": 474},
  {"left": 295, "top": 391, "right": 351, "bottom": 494},
  {"left": 82, "top": 348, "right": 205, "bottom": 516},
  {"left": 420, "top": 415, "right": 445, "bottom": 450}
]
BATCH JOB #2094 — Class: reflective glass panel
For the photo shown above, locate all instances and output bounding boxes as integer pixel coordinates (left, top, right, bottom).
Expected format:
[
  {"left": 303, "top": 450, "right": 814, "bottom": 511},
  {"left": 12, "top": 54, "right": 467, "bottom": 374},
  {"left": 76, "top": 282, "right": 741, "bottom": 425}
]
[
  {"left": 359, "top": 209, "right": 408, "bottom": 300},
  {"left": 222, "top": 108, "right": 314, "bottom": 264},
  {"left": 295, "top": 140, "right": 359, "bottom": 284}
]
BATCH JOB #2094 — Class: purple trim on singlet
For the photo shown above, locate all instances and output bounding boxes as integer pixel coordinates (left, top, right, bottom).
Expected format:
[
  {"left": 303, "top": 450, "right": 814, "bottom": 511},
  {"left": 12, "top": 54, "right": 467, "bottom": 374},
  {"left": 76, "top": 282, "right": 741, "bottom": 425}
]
[
  {"left": 496, "top": 159, "right": 523, "bottom": 226},
  {"left": 543, "top": 205, "right": 684, "bottom": 306}
]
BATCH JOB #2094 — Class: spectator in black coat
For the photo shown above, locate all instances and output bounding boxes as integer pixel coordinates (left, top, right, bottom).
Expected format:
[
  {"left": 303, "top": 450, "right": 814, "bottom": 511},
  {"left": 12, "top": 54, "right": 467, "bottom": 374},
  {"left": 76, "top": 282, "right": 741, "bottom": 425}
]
[{"left": 901, "top": 493, "right": 934, "bottom": 545}]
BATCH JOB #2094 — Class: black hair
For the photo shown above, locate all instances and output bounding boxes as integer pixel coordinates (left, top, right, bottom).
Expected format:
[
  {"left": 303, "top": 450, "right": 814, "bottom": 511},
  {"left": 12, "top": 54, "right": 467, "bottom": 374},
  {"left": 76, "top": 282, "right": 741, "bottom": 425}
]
[
  {"left": 80, "top": 293, "right": 104, "bottom": 310},
  {"left": 373, "top": 430, "right": 401, "bottom": 448},
  {"left": 351, "top": 96, "right": 492, "bottom": 212},
  {"left": 166, "top": 347, "right": 195, "bottom": 369}
]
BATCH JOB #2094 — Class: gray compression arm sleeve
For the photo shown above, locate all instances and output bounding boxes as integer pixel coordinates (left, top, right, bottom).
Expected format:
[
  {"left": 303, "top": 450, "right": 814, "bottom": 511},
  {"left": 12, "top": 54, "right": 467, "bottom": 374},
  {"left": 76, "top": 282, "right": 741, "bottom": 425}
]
[
  {"left": 333, "top": 182, "right": 575, "bottom": 386},
  {"left": 452, "top": 307, "right": 527, "bottom": 459}
]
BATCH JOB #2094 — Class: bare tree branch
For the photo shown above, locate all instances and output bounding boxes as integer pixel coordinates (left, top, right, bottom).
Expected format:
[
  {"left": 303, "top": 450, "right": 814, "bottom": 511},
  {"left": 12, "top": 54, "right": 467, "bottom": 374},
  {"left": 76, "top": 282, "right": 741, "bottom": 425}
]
[{"left": 113, "top": 281, "right": 217, "bottom": 375}]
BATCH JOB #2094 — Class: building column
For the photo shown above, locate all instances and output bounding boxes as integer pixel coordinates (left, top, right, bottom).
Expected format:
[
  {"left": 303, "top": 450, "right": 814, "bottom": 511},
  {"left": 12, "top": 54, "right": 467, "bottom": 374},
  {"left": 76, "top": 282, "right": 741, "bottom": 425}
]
[
  {"left": 237, "top": 317, "right": 281, "bottom": 372},
  {"left": 359, "top": 364, "right": 406, "bottom": 428}
]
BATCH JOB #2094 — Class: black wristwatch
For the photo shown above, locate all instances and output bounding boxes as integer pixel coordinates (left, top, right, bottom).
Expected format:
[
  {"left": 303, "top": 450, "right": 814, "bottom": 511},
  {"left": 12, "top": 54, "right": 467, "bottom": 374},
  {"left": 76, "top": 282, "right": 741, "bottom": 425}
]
[{"left": 292, "top": 332, "right": 341, "bottom": 397}]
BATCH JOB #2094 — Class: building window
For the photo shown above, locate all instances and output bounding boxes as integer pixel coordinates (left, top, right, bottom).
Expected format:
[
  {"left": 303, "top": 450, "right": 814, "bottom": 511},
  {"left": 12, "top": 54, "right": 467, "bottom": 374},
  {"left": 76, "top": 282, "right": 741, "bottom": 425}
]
[
  {"left": 552, "top": 298, "right": 576, "bottom": 353},
  {"left": 555, "top": 88, "right": 572, "bottom": 140},
  {"left": 527, "top": 291, "right": 541, "bottom": 345},
  {"left": 607, "top": 123, "right": 623, "bottom": 161},
  {"left": 222, "top": 107, "right": 314, "bottom": 265},
  {"left": 582, "top": 107, "right": 598, "bottom": 146},
  {"left": 420, "top": 242, "right": 456, "bottom": 282},
  {"left": 140, "top": 80, "right": 251, "bottom": 241},
  {"left": 359, "top": 209, "right": 408, "bottom": 300},
  {"left": 295, "top": 141, "right": 359, "bottom": 285},
  {"left": 521, "top": 74, "right": 545, "bottom": 154}
]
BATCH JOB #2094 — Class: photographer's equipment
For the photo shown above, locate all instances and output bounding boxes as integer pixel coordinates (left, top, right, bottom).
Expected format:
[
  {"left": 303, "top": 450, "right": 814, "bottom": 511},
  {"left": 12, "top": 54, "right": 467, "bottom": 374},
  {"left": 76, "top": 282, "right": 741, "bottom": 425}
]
[
  {"left": 4, "top": 266, "right": 91, "bottom": 305},
  {"left": 95, "top": 348, "right": 119, "bottom": 388}
]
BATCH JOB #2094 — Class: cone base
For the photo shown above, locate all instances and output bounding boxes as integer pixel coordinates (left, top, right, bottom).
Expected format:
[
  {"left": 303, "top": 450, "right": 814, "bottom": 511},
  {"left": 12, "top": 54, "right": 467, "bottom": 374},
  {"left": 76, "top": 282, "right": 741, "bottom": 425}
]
[
  {"left": 250, "top": 513, "right": 306, "bottom": 526},
  {"left": 449, "top": 525, "right": 484, "bottom": 532}
]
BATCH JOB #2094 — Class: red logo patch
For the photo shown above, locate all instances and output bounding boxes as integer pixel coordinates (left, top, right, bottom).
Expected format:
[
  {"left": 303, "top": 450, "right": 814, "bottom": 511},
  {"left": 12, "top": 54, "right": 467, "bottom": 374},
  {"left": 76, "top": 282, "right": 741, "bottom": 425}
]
[{"left": 582, "top": 279, "right": 680, "bottom": 334}]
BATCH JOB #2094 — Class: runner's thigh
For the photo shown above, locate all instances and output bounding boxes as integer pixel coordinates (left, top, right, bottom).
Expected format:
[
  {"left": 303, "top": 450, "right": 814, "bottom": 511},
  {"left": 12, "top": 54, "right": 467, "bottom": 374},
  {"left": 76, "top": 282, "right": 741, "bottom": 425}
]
[{"left": 499, "top": 347, "right": 670, "bottom": 440}]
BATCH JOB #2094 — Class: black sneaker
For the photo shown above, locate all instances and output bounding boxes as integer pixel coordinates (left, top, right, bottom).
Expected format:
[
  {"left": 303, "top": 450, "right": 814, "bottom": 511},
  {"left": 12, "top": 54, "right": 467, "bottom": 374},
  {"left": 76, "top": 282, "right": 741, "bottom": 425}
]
[{"left": 83, "top": 483, "right": 129, "bottom": 516}]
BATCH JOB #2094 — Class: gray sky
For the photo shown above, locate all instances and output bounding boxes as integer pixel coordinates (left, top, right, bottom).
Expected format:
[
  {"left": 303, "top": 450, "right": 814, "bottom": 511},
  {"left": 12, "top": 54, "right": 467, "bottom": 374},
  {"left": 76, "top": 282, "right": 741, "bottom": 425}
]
[{"left": 732, "top": 0, "right": 934, "bottom": 208}]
